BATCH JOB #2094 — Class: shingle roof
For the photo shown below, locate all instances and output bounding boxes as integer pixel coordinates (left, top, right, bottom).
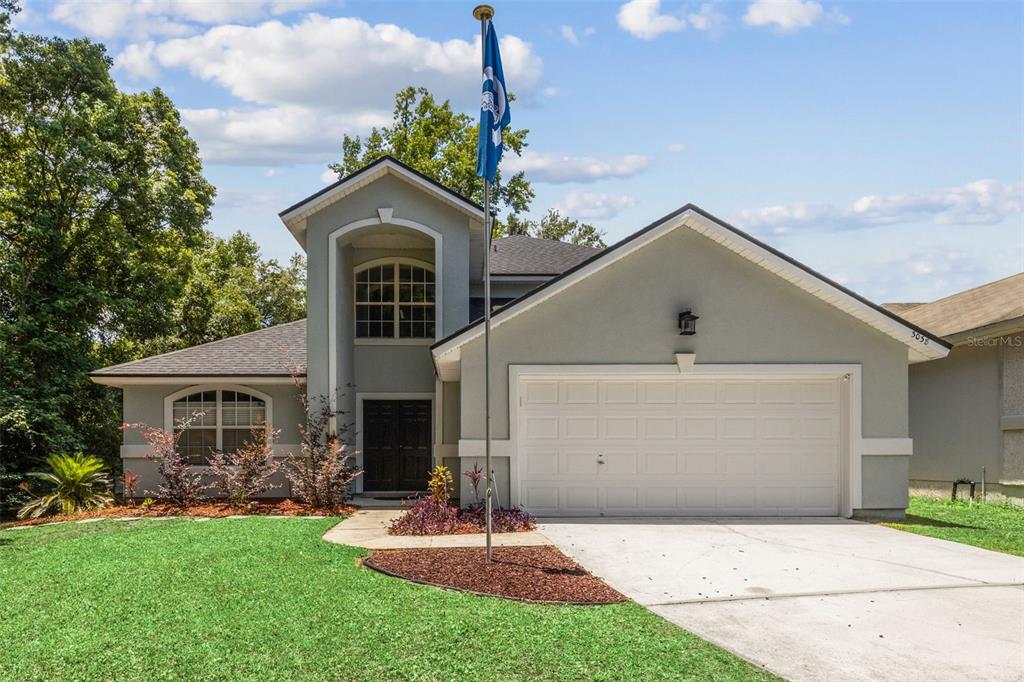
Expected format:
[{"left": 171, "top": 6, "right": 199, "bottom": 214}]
[
  {"left": 91, "top": 320, "right": 307, "bottom": 377},
  {"left": 889, "top": 272, "right": 1024, "bottom": 339},
  {"left": 490, "top": 235, "right": 603, "bottom": 275},
  {"left": 880, "top": 302, "right": 925, "bottom": 315}
]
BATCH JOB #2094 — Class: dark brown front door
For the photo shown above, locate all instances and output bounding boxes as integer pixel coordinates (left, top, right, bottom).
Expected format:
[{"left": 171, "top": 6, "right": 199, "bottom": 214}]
[{"left": 363, "top": 400, "right": 431, "bottom": 492}]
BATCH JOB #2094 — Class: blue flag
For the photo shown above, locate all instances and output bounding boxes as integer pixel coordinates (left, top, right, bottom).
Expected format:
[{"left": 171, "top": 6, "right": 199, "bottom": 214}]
[{"left": 476, "top": 19, "right": 510, "bottom": 184}]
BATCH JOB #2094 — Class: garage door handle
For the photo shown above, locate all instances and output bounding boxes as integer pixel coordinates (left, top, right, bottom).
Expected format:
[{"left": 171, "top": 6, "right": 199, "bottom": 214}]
[{"left": 596, "top": 453, "right": 605, "bottom": 464}]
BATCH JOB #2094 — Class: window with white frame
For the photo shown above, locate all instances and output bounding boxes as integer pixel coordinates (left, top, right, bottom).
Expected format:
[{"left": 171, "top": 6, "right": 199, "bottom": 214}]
[
  {"left": 171, "top": 389, "right": 267, "bottom": 464},
  {"left": 354, "top": 262, "right": 435, "bottom": 339}
]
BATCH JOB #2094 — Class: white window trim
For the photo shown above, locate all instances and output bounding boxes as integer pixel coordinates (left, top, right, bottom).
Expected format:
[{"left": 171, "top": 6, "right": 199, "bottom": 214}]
[
  {"left": 353, "top": 257, "right": 436, "bottom": 342},
  {"left": 507, "top": 363, "right": 863, "bottom": 518},
  {"left": 163, "top": 384, "right": 275, "bottom": 454}
]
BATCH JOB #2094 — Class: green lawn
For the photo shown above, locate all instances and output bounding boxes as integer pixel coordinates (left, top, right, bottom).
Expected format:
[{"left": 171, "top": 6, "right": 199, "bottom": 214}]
[
  {"left": 884, "top": 496, "right": 1024, "bottom": 557},
  {"left": 0, "top": 518, "right": 773, "bottom": 681}
]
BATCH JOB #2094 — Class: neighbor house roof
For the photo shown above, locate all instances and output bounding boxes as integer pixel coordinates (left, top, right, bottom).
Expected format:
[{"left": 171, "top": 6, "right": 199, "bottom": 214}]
[
  {"left": 432, "top": 204, "right": 950, "bottom": 379},
  {"left": 490, "top": 235, "right": 603, "bottom": 276},
  {"left": 278, "top": 156, "right": 485, "bottom": 248},
  {"left": 886, "top": 273, "right": 1024, "bottom": 340},
  {"left": 90, "top": 320, "right": 306, "bottom": 384}
]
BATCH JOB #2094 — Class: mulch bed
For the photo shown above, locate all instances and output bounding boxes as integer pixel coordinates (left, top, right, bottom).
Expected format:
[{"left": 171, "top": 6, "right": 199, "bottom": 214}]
[
  {"left": 363, "top": 546, "right": 626, "bottom": 605},
  {"left": 7, "top": 499, "right": 356, "bottom": 527}
]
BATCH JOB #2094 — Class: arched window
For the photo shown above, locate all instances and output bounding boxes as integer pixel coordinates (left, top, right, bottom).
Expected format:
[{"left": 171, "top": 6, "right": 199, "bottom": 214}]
[
  {"left": 167, "top": 387, "right": 270, "bottom": 464},
  {"left": 354, "top": 261, "right": 435, "bottom": 339}
]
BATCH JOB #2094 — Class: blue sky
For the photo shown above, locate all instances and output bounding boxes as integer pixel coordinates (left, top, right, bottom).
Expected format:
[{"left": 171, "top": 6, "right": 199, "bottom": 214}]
[{"left": 15, "top": 0, "right": 1023, "bottom": 302}]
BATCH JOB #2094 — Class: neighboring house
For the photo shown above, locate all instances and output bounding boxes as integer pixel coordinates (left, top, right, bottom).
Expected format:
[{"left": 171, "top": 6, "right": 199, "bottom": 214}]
[
  {"left": 92, "top": 155, "right": 950, "bottom": 518},
  {"left": 883, "top": 273, "right": 1024, "bottom": 501}
]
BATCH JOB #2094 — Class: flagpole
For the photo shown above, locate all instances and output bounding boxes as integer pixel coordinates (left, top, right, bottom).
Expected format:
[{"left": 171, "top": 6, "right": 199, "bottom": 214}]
[{"left": 473, "top": 3, "right": 495, "bottom": 563}]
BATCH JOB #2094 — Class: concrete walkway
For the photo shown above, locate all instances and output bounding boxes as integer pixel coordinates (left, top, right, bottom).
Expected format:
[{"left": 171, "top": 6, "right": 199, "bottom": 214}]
[
  {"left": 540, "top": 518, "right": 1024, "bottom": 682},
  {"left": 323, "top": 510, "right": 552, "bottom": 549}
]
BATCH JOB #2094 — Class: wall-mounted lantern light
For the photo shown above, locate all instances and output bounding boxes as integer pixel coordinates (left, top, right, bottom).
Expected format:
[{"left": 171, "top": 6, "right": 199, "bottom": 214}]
[{"left": 678, "top": 309, "right": 699, "bottom": 336}]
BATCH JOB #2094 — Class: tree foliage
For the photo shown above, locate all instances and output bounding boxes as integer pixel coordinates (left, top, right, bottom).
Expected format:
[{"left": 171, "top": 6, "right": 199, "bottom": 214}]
[
  {"left": 329, "top": 86, "right": 534, "bottom": 225},
  {"left": 505, "top": 209, "right": 607, "bottom": 248},
  {"left": 145, "top": 231, "right": 306, "bottom": 355},
  {"left": 0, "top": 31, "right": 216, "bottom": 478}
]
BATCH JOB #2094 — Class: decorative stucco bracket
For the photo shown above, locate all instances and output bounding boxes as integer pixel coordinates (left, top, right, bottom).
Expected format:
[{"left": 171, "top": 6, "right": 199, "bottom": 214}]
[{"left": 675, "top": 353, "right": 696, "bottom": 371}]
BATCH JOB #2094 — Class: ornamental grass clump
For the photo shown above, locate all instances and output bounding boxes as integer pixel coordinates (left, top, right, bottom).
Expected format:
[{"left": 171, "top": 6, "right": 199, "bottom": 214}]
[
  {"left": 207, "top": 426, "right": 281, "bottom": 506},
  {"left": 17, "top": 452, "right": 113, "bottom": 519}
]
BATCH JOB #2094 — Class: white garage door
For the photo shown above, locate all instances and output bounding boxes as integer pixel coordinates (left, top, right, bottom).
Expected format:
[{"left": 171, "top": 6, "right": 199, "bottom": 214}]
[{"left": 516, "top": 374, "right": 843, "bottom": 516}]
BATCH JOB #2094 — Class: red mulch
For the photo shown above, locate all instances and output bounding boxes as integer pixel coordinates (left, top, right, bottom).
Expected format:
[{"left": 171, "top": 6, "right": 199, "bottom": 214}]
[
  {"left": 8, "top": 499, "right": 356, "bottom": 527},
  {"left": 363, "top": 546, "right": 626, "bottom": 605}
]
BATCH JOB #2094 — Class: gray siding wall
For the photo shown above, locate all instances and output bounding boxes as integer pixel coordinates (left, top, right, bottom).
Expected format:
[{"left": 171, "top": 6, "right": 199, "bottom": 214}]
[
  {"left": 908, "top": 343, "right": 1002, "bottom": 483},
  {"left": 305, "top": 174, "right": 479, "bottom": 415},
  {"left": 120, "top": 382, "right": 306, "bottom": 498},
  {"left": 457, "top": 227, "right": 911, "bottom": 510},
  {"left": 909, "top": 332, "right": 1024, "bottom": 488}
]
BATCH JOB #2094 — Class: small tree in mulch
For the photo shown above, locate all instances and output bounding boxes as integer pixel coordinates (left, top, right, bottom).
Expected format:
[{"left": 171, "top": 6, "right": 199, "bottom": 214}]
[
  {"left": 122, "top": 471, "right": 140, "bottom": 503},
  {"left": 282, "top": 394, "right": 361, "bottom": 509},
  {"left": 207, "top": 426, "right": 281, "bottom": 507},
  {"left": 123, "top": 414, "right": 206, "bottom": 508}
]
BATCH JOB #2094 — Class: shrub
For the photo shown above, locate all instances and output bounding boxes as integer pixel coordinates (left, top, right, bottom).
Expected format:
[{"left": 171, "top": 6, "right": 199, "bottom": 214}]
[
  {"left": 17, "top": 453, "right": 113, "bottom": 519},
  {"left": 122, "top": 471, "right": 140, "bottom": 502},
  {"left": 124, "top": 414, "right": 206, "bottom": 508},
  {"left": 464, "top": 463, "right": 484, "bottom": 504},
  {"left": 207, "top": 426, "right": 281, "bottom": 506},
  {"left": 462, "top": 505, "right": 537, "bottom": 533},
  {"left": 426, "top": 465, "right": 453, "bottom": 504},
  {"left": 282, "top": 394, "right": 361, "bottom": 509},
  {"left": 388, "top": 498, "right": 474, "bottom": 536}
]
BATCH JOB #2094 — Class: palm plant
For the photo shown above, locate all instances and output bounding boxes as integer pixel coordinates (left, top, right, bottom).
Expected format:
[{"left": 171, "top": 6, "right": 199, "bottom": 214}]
[{"left": 17, "top": 453, "right": 113, "bottom": 519}]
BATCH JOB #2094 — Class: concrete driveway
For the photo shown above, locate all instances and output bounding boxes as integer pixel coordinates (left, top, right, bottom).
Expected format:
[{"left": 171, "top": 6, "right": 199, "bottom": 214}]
[{"left": 539, "top": 518, "right": 1024, "bottom": 682}]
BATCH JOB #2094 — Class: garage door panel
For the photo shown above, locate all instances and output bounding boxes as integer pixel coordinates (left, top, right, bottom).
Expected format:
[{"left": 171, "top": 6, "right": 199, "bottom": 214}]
[
  {"left": 564, "top": 416, "right": 599, "bottom": 440},
  {"left": 518, "top": 375, "right": 842, "bottom": 517},
  {"left": 643, "top": 451, "right": 679, "bottom": 475}
]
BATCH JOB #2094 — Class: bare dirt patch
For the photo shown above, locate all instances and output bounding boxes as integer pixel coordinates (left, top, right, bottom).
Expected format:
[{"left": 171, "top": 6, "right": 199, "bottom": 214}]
[{"left": 364, "top": 546, "right": 626, "bottom": 604}]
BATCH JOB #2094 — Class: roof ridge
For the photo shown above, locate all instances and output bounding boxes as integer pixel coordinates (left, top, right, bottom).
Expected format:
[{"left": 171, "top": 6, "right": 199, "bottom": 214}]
[{"left": 92, "top": 319, "right": 306, "bottom": 374}]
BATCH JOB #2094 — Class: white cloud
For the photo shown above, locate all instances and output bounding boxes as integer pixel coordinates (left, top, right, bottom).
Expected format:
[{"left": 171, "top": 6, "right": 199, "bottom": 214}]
[
  {"left": 321, "top": 168, "right": 338, "bottom": 184},
  {"left": 732, "top": 179, "right": 1024, "bottom": 234},
  {"left": 688, "top": 3, "right": 726, "bottom": 33},
  {"left": 560, "top": 25, "right": 596, "bottom": 46},
  {"left": 50, "top": 0, "right": 324, "bottom": 39},
  {"left": 666, "top": 142, "right": 687, "bottom": 153},
  {"left": 115, "top": 14, "right": 542, "bottom": 166},
  {"left": 119, "top": 15, "right": 543, "bottom": 106},
  {"left": 555, "top": 191, "right": 638, "bottom": 220},
  {"left": 829, "top": 248, "right": 1003, "bottom": 304},
  {"left": 617, "top": 0, "right": 686, "bottom": 40},
  {"left": 180, "top": 106, "right": 390, "bottom": 165},
  {"left": 503, "top": 150, "right": 652, "bottom": 183},
  {"left": 543, "top": 86, "right": 560, "bottom": 98},
  {"left": 743, "top": 0, "right": 847, "bottom": 31}
]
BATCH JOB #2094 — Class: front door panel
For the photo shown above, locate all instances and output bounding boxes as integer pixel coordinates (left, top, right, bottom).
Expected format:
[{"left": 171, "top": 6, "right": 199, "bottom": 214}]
[{"left": 363, "top": 400, "right": 431, "bottom": 492}]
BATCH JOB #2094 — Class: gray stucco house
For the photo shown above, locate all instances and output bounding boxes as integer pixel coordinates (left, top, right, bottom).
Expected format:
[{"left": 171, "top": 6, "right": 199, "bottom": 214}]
[
  {"left": 884, "top": 273, "right": 1023, "bottom": 501},
  {"left": 92, "top": 156, "right": 951, "bottom": 519}
]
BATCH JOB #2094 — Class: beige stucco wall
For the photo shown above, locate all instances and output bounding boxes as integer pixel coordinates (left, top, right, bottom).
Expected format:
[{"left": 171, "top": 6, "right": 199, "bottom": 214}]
[
  {"left": 457, "top": 226, "right": 912, "bottom": 511},
  {"left": 120, "top": 382, "right": 305, "bottom": 498}
]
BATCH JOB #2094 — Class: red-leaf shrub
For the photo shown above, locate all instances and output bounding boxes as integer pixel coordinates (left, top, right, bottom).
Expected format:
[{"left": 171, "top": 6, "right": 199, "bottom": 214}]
[
  {"left": 461, "top": 504, "right": 537, "bottom": 533},
  {"left": 388, "top": 499, "right": 537, "bottom": 536},
  {"left": 207, "top": 426, "right": 281, "bottom": 506},
  {"left": 123, "top": 415, "right": 206, "bottom": 508},
  {"left": 282, "top": 394, "right": 361, "bottom": 509}
]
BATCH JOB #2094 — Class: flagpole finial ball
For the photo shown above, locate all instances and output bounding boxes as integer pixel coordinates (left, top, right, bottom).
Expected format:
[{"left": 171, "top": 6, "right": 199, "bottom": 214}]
[{"left": 472, "top": 4, "right": 494, "bottom": 20}]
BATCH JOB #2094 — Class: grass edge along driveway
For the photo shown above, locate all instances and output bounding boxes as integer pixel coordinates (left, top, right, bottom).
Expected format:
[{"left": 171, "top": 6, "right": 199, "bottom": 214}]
[
  {"left": 0, "top": 517, "right": 776, "bottom": 681},
  {"left": 883, "top": 496, "right": 1024, "bottom": 557}
]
